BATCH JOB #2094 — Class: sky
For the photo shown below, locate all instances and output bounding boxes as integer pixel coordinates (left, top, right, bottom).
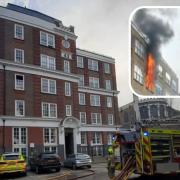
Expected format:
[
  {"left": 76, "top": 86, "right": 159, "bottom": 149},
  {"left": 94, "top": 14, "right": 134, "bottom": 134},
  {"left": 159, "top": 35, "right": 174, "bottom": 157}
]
[{"left": 1, "top": 0, "right": 180, "bottom": 109}]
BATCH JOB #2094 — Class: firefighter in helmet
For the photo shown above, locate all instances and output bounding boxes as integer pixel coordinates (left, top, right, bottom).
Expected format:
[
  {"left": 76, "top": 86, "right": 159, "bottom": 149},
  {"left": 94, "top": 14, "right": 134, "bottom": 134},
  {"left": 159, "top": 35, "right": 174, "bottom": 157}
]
[{"left": 107, "top": 146, "right": 115, "bottom": 179}]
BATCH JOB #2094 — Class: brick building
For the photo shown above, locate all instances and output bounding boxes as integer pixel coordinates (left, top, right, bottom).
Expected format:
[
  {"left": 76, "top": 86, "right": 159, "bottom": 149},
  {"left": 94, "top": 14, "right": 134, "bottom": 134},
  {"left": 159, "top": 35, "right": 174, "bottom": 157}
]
[
  {"left": 0, "top": 4, "right": 120, "bottom": 159},
  {"left": 131, "top": 23, "right": 179, "bottom": 96}
]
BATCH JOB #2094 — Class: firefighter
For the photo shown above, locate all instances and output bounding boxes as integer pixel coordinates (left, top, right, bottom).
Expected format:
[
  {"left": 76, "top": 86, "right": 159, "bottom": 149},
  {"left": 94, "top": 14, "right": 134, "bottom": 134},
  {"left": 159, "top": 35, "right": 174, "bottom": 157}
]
[{"left": 107, "top": 146, "right": 115, "bottom": 180}]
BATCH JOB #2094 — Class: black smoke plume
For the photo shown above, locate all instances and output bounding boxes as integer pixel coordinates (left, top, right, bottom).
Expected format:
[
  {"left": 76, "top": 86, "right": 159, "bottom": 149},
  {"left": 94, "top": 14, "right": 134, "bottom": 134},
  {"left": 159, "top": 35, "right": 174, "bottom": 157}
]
[{"left": 133, "top": 9, "right": 174, "bottom": 60}]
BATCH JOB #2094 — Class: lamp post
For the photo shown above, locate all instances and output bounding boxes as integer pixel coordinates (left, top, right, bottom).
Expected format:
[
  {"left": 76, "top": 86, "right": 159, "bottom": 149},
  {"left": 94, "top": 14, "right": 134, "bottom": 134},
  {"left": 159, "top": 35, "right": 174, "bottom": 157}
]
[{"left": 2, "top": 119, "right": 5, "bottom": 153}]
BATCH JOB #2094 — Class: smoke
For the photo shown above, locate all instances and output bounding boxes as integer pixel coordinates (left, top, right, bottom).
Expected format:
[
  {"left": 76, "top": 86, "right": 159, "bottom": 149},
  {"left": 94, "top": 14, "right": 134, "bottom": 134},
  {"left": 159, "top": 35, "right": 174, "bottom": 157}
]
[{"left": 133, "top": 9, "right": 174, "bottom": 60}]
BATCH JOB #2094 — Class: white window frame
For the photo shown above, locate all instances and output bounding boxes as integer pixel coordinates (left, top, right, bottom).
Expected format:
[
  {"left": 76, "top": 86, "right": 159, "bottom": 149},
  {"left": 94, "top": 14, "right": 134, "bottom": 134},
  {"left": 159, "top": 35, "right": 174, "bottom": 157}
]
[
  {"left": 134, "top": 39, "right": 144, "bottom": 58},
  {"left": 134, "top": 65, "right": 143, "bottom": 84},
  {"left": 88, "top": 59, "right": 98, "bottom": 71},
  {"left": 80, "top": 112, "right": 86, "bottom": 124},
  {"left": 42, "top": 102, "right": 57, "bottom": 118},
  {"left": 41, "top": 78, "right": 56, "bottom": 94},
  {"left": 43, "top": 128, "right": 57, "bottom": 145},
  {"left": 15, "top": 100, "right": 25, "bottom": 117},
  {"left": 40, "top": 54, "right": 56, "bottom": 70},
  {"left": 172, "top": 80, "right": 177, "bottom": 92},
  {"left": 78, "top": 75, "right": 84, "bottom": 86},
  {"left": 90, "top": 94, "right": 100, "bottom": 106},
  {"left": 104, "top": 63, "right": 110, "bottom": 74},
  {"left": 165, "top": 72, "right": 171, "bottom": 86},
  {"left": 105, "top": 80, "right": 112, "bottom": 90},
  {"left": 108, "top": 133, "right": 113, "bottom": 145},
  {"left": 64, "top": 60, "right": 70, "bottom": 73},
  {"left": 77, "top": 56, "right": 84, "bottom": 68},
  {"left": 89, "top": 77, "right": 99, "bottom": 89},
  {"left": 107, "top": 97, "right": 112, "bottom": 107},
  {"left": 81, "top": 132, "right": 87, "bottom": 145},
  {"left": 108, "top": 114, "right": 114, "bottom": 125},
  {"left": 15, "top": 74, "right": 24, "bottom": 90},
  {"left": 65, "top": 82, "right": 71, "bottom": 96},
  {"left": 14, "top": 24, "right": 24, "bottom": 40},
  {"left": 66, "top": 105, "right": 72, "bottom": 116},
  {"left": 92, "top": 132, "right": 102, "bottom": 145},
  {"left": 157, "top": 65, "right": 163, "bottom": 77},
  {"left": 14, "top": 48, "right": 24, "bottom": 63},
  {"left": 91, "top": 113, "right": 102, "bottom": 124},
  {"left": 79, "top": 93, "right": 86, "bottom": 105},
  {"left": 40, "top": 31, "right": 55, "bottom": 48}
]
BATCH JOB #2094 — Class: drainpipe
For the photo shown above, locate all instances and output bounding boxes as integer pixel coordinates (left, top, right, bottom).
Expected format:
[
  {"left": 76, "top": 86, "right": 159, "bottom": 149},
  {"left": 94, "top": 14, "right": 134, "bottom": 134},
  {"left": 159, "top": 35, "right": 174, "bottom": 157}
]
[{"left": 2, "top": 64, "right": 6, "bottom": 153}]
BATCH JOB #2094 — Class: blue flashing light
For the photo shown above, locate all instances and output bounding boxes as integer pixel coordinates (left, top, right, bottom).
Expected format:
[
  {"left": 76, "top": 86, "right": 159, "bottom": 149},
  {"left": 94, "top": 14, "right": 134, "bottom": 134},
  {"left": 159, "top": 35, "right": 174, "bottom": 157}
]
[
  {"left": 143, "top": 131, "right": 148, "bottom": 136},
  {"left": 112, "top": 135, "right": 115, "bottom": 140}
]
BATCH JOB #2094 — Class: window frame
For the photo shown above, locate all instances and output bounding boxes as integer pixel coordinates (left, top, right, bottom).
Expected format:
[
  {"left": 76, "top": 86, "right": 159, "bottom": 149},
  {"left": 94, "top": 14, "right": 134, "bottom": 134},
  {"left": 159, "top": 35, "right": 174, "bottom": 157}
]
[
  {"left": 91, "top": 113, "right": 102, "bottom": 125},
  {"left": 107, "top": 114, "right": 114, "bottom": 125},
  {"left": 88, "top": 59, "right": 98, "bottom": 71},
  {"left": 64, "top": 60, "right": 70, "bottom": 73},
  {"left": 66, "top": 105, "right": 72, "bottom": 116},
  {"left": 105, "top": 80, "right": 112, "bottom": 90},
  {"left": 14, "top": 48, "right": 24, "bottom": 63},
  {"left": 42, "top": 102, "right": 57, "bottom": 118},
  {"left": 41, "top": 78, "right": 56, "bottom": 94},
  {"left": 15, "top": 100, "right": 25, "bottom": 117},
  {"left": 77, "top": 56, "right": 84, "bottom": 68},
  {"left": 107, "top": 97, "right": 112, "bottom": 107},
  {"left": 14, "top": 24, "right": 24, "bottom": 40},
  {"left": 89, "top": 77, "right": 99, "bottom": 89},
  {"left": 79, "top": 112, "right": 86, "bottom": 124},
  {"left": 79, "top": 93, "right": 86, "bottom": 105},
  {"left": 65, "top": 82, "right": 71, "bottom": 96},
  {"left": 104, "top": 63, "right": 110, "bottom": 74},
  {"left": 15, "top": 74, "right": 24, "bottom": 90},
  {"left": 90, "top": 94, "right": 100, "bottom": 106},
  {"left": 40, "top": 54, "right": 56, "bottom": 70},
  {"left": 40, "top": 31, "right": 55, "bottom": 48}
]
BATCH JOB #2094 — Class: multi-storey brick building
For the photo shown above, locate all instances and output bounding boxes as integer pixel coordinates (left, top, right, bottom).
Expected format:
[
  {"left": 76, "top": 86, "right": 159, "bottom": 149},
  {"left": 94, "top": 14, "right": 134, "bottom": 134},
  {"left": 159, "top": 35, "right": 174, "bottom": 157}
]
[
  {"left": 0, "top": 4, "right": 120, "bottom": 159},
  {"left": 131, "top": 23, "right": 179, "bottom": 96}
]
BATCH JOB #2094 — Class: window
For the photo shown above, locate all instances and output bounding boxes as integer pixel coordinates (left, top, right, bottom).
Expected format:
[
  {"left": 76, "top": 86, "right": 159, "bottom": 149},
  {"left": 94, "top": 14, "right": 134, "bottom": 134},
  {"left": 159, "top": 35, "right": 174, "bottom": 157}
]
[
  {"left": 134, "top": 39, "right": 145, "bottom": 58},
  {"left": 91, "top": 113, "right": 101, "bottom": 124},
  {"left": 165, "top": 72, "right": 171, "bottom": 85},
  {"left": 108, "top": 133, "right": 113, "bottom": 145},
  {"left": 89, "top": 77, "right": 99, "bottom": 88},
  {"left": 14, "top": 49, "right": 24, "bottom": 63},
  {"left": 15, "top": 74, "right": 24, "bottom": 90},
  {"left": 13, "top": 128, "right": 27, "bottom": 157},
  {"left": 41, "top": 54, "right": 56, "bottom": 70},
  {"left": 90, "top": 94, "right": 100, "bottom": 106},
  {"left": 79, "top": 93, "right": 86, "bottom": 105},
  {"left": 14, "top": 24, "right": 24, "bottom": 40},
  {"left": 40, "top": 31, "right": 55, "bottom": 48},
  {"left": 88, "top": 59, "right": 98, "bottom": 71},
  {"left": 61, "top": 51, "right": 72, "bottom": 59},
  {"left": 155, "top": 84, "right": 163, "bottom": 95},
  {"left": 157, "top": 65, "right": 163, "bottom": 77},
  {"left": 64, "top": 60, "right": 70, "bottom": 73},
  {"left": 44, "top": 128, "right": 57, "bottom": 153},
  {"left": 41, "top": 78, "right": 56, "bottom": 94},
  {"left": 15, "top": 100, "right": 25, "bottom": 116},
  {"left": 81, "top": 132, "right": 87, "bottom": 145},
  {"left": 65, "top": 82, "right": 71, "bottom": 96},
  {"left": 78, "top": 75, "right": 84, "bottom": 86},
  {"left": 172, "top": 80, "right": 177, "bottom": 92},
  {"left": 77, "top": 56, "right": 84, "bottom": 68},
  {"left": 134, "top": 65, "right": 143, "bottom": 84},
  {"left": 80, "top": 112, "right": 86, "bottom": 124},
  {"left": 105, "top": 80, "right": 112, "bottom": 90},
  {"left": 66, "top": 105, "right": 72, "bottom": 116},
  {"left": 42, "top": 103, "right": 57, "bottom": 118},
  {"left": 92, "top": 132, "right": 102, "bottom": 144},
  {"left": 107, "top": 97, "right": 112, "bottom": 107},
  {"left": 104, "top": 63, "right": 110, "bottom": 74},
  {"left": 108, "top": 114, "right": 114, "bottom": 125}
]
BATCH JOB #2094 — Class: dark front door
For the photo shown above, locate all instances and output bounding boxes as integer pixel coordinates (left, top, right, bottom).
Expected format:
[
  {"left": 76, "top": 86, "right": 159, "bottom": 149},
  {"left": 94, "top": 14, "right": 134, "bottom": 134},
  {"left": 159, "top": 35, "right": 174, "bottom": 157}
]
[{"left": 65, "top": 128, "right": 74, "bottom": 156}]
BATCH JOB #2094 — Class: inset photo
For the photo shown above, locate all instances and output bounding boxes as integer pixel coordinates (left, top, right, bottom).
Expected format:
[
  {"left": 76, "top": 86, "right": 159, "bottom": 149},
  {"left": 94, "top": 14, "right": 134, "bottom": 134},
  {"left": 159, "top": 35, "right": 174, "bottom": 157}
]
[{"left": 131, "top": 7, "right": 180, "bottom": 96}]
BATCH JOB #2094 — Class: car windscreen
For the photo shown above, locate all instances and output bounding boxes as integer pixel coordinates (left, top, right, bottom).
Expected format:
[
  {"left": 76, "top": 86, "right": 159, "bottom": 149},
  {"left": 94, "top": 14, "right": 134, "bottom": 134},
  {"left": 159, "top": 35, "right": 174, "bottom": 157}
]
[
  {"left": 76, "top": 154, "right": 90, "bottom": 159},
  {"left": 3, "top": 155, "right": 19, "bottom": 160}
]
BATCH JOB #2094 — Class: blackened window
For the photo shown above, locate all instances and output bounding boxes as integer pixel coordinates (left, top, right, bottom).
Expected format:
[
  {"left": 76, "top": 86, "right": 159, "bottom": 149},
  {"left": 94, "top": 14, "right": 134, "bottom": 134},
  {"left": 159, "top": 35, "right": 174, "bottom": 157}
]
[{"left": 139, "top": 106, "right": 149, "bottom": 119}]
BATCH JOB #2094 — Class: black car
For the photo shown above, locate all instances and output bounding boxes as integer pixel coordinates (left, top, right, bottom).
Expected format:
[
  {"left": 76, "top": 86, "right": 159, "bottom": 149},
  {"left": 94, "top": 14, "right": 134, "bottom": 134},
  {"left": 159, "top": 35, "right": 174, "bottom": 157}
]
[{"left": 29, "top": 152, "right": 61, "bottom": 174}]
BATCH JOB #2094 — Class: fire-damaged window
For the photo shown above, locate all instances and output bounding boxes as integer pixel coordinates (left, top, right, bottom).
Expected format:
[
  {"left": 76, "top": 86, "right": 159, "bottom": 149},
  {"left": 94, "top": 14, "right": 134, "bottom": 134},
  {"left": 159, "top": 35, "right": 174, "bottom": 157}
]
[
  {"left": 172, "top": 80, "right": 177, "bottom": 92},
  {"left": 134, "top": 65, "right": 143, "bottom": 84},
  {"left": 155, "top": 84, "right": 163, "bottom": 95},
  {"left": 134, "top": 39, "right": 145, "bottom": 59},
  {"left": 165, "top": 72, "right": 171, "bottom": 86},
  {"left": 157, "top": 65, "right": 163, "bottom": 77},
  {"left": 150, "top": 105, "right": 158, "bottom": 119},
  {"left": 139, "top": 106, "right": 149, "bottom": 119},
  {"left": 159, "top": 105, "right": 165, "bottom": 118}
]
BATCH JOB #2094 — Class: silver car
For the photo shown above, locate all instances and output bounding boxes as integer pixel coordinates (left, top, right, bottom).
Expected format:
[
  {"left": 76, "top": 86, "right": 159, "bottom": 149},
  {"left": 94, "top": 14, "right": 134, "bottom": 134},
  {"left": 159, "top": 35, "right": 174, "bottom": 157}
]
[{"left": 63, "top": 153, "right": 92, "bottom": 169}]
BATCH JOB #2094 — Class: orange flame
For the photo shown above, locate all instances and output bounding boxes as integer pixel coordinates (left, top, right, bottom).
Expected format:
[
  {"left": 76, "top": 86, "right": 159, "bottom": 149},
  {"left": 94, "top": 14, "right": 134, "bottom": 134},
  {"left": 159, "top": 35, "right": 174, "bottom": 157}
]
[{"left": 145, "top": 53, "right": 155, "bottom": 91}]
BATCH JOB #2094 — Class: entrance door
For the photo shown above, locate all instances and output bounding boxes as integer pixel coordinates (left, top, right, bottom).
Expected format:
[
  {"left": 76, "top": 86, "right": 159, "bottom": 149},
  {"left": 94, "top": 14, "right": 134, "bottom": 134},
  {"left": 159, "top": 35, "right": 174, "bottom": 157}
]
[{"left": 65, "top": 128, "right": 74, "bottom": 156}]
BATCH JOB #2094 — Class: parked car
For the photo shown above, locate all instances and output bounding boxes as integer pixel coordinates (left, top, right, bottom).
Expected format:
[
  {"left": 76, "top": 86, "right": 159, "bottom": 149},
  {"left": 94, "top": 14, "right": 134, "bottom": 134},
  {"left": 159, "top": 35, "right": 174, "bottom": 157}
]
[
  {"left": 64, "top": 153, "right": 92, "bottom": 169},
  {"left": 29, "top": 152, "right": 61, "bottom": 174},
  {"left": 0, "top": 152, "right": 27, "bottom": 175}
]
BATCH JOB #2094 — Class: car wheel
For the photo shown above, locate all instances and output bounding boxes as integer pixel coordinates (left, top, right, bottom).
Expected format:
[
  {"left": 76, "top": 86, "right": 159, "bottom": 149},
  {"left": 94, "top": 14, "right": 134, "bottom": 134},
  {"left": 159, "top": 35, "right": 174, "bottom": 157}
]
[
  {"left": 35, "top": 166, "right": 40, "bottom": 174},
  {"left": 72, "top": 164, "right": 76, "bottom": 170},
  {"left": 56, "top": 167, "right": 61, "bottom": 172},
  {"left": 87, "top": 165, "right": 91, "bottom": 169}
]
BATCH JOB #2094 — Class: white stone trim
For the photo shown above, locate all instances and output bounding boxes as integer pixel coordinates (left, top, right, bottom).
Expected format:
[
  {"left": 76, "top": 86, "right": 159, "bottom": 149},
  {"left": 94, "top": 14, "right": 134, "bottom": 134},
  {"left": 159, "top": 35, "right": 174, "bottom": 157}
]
[
  {"left": 76, "top": 48, "right": 115, "bottom": 64},
  {"left": 0, "top": 59, "right": 79, "bottom": 83},
  {"left": 78, "top": 86, "right": 119, "bottom": 96},
  {"left": 80, "top": 125, "right": 120, "bottom": 132},
  {"left": 0, "top": 7, "right": 77, "bottom": 40}
]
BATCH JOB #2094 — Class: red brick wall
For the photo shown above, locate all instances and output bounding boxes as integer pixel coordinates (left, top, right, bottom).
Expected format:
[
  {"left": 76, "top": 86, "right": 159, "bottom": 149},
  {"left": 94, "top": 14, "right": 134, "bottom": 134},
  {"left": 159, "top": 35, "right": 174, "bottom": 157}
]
[{"left": 28, "top": 127, "right": 43, "bottom": 145}]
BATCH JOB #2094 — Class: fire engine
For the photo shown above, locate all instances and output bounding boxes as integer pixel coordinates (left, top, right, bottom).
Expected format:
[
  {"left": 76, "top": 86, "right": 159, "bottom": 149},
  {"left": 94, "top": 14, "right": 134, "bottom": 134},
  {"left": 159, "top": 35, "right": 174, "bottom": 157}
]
[{"left": 113, "top": 127, "right": 180, "bottom": 179}]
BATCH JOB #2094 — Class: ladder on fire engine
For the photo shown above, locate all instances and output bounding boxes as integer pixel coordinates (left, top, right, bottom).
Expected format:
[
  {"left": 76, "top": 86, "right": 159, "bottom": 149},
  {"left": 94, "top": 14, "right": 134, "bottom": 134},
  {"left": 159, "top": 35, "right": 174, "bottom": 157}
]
[{"left": 114, "top": 156, "right": 136, "bottom": 180}]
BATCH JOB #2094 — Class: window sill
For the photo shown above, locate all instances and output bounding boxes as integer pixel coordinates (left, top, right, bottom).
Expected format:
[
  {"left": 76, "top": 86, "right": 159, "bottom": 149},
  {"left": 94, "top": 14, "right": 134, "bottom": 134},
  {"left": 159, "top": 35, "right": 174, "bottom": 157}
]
[{"left": 41, "top": 92, "right": 57, "bottom": 95}]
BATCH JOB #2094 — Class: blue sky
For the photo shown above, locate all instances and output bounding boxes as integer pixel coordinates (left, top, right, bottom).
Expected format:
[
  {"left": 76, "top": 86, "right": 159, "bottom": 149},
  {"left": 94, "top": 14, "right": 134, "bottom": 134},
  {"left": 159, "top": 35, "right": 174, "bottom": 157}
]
[{"left": 1, "top": 0, "right": 180, "bottom": 109}]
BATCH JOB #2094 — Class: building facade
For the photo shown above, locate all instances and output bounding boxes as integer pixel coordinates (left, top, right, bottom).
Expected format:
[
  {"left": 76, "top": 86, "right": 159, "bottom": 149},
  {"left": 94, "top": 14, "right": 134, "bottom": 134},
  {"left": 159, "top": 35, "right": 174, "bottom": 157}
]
[
  {"left": 119, "top": 98, "right": 180, "bottom": 130},
  {"left": 0, "top": 4, "right": 120, "bottom": 159},
  {"left": 131, "top": 23, "right": 179, "bottom": 96}
]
